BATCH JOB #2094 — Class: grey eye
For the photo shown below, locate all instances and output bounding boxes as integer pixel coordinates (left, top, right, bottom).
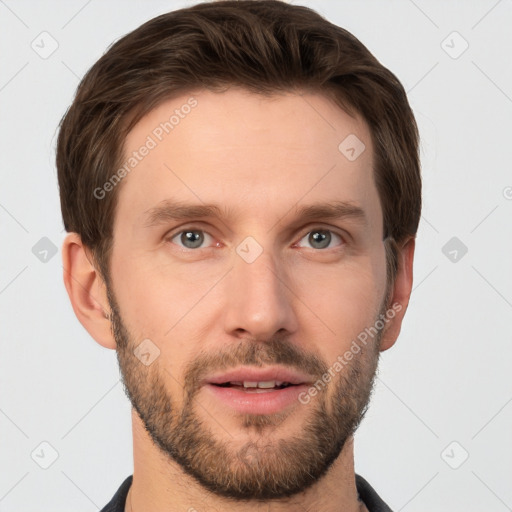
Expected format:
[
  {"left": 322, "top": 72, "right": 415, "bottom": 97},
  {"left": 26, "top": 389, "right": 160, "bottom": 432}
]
[
  {"left": 172, "top": 230, "right": 211, "bottom": 249},
  {"left": 297, "top": 229, "right": 343, "bottom": 250},
  {"left": 309, "top": 230, "right": 331, "bottom": 249}
]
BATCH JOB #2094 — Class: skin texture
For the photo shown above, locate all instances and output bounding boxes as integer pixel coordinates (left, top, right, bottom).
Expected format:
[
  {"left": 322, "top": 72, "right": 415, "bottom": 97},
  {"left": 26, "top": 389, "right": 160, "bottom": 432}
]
[{"left": 62, "top": 88, "right": 415, "bottom": 512}]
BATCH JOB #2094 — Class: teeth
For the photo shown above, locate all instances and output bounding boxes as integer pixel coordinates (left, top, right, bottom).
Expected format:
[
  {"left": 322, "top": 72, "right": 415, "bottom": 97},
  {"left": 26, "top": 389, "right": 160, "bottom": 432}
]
[
  {"left": 256, "top": 381, "right": 276, "bottom": 389},
  {"left": 239, "top": 381, "right": 287, "bottom": 389}
]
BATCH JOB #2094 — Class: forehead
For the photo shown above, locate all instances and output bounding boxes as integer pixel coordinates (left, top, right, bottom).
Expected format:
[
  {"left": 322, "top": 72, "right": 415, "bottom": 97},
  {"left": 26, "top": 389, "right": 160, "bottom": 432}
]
[{"left": 115, "top": 88, "right": 381, "bottom": 234}]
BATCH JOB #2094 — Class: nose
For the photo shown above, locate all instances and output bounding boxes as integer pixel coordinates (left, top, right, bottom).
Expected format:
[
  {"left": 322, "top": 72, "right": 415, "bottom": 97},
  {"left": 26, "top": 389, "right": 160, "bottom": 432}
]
[{"left": 222, "top": 245, "right": 298, "bottom": 341}]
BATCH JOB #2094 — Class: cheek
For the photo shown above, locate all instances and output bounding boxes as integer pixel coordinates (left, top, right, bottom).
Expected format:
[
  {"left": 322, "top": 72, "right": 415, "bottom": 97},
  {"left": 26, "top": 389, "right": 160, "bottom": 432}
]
[
  {"left": 111, "top": 257, "right": 225, "bottom": 372},
  {"left": 293, "top": 257, "right": 386, "bottom": 351}
]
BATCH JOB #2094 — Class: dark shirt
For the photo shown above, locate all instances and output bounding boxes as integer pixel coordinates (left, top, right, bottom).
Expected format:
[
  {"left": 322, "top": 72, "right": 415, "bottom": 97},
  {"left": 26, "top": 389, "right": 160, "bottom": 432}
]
[{"left": 100, "top": 474, "right": 393, "bottom": 511}]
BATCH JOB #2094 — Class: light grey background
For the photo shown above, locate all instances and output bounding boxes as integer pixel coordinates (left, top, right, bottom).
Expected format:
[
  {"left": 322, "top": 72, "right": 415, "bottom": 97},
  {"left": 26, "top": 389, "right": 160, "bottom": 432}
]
[{"left": 1, "top": 0, "right": 511, "bottom": 510}]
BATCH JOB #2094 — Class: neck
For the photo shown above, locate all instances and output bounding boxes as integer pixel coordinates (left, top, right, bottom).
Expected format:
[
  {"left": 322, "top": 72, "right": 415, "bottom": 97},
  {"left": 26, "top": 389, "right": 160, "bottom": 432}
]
[{"left": 126, "top": 409, "right": 366, "bottom": 512}]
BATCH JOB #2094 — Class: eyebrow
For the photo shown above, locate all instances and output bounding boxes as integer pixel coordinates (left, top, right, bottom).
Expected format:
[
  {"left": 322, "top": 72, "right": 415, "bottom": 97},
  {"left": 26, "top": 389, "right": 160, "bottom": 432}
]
[{"left": 141, "top": 199, "right": 368, "bottom": 229}]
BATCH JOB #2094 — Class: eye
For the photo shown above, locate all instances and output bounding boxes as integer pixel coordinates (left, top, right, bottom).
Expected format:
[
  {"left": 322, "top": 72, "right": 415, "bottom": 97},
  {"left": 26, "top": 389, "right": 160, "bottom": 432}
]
[
  {"left": 168, "top": 228, "right": 215, "bottom": 250},
  {"left": 166, "top": 226, "right": 344, "bottom": 252},
  {"left": 296, "top": 228, "right": 344, "bottom": 250}
]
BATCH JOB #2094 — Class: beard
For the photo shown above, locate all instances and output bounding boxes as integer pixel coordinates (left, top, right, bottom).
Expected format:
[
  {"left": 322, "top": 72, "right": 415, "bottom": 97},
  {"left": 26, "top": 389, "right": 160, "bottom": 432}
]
[{"left": 107, "top": 284, "right": 386, "bottom": 501}]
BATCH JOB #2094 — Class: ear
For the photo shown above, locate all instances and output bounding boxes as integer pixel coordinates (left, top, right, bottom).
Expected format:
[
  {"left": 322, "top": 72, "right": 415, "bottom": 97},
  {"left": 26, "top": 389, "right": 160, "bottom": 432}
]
[
  {"left": 61, "top": 232, "right": 117, "bottom": 350},
  {"left": 379, "top": 236, "right": 416, "bottom": 352}
]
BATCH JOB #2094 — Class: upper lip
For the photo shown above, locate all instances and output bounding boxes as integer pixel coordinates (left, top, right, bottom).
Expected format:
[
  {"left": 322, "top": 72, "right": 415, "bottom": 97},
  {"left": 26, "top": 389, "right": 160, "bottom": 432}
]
[{"left": 204, "top": 366, "right": 315, "bottom": 386}]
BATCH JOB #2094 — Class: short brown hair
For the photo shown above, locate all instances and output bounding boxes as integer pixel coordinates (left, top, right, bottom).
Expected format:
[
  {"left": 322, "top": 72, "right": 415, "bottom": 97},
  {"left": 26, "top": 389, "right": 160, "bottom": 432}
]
[{"left": 57, "top": 0, "right": 421, "bottom": 289}]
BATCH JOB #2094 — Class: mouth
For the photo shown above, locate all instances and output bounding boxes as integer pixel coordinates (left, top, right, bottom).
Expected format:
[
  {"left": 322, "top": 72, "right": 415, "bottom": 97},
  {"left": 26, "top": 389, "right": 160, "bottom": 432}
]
[
  {"left": 212, "top": 380, "right": 296, "bottom": 392},
  {"left": 202, "top": 367, "right": 314, "bottom": 414}
]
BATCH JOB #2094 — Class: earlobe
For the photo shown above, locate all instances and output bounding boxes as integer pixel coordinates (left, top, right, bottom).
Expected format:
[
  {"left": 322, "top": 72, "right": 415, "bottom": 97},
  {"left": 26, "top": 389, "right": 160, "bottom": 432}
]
[
  {"left": 61, "top": 233, "right": 117, "bottom": 350},
  {"left": 379, "top": 236, "right": 415, "bottom": 352}
]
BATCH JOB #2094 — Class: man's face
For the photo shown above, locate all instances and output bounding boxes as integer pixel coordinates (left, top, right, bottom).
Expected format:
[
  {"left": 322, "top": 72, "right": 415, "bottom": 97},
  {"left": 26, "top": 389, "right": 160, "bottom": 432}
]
[{"left": 107, "top": 88, "right": 390, "bottom": 499}]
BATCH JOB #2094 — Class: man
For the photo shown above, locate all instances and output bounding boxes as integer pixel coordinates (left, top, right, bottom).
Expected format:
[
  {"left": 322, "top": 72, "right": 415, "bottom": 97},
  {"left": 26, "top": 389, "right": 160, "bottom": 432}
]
[{"left": 58, "top": 1, "right": 420, "bottom": 510}]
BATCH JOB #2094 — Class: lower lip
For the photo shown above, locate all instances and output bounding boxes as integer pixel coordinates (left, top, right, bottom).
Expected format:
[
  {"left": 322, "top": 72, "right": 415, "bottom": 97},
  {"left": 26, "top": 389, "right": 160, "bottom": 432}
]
[{"left": 204, "top": 384, "right": 309, "bottom": 415}]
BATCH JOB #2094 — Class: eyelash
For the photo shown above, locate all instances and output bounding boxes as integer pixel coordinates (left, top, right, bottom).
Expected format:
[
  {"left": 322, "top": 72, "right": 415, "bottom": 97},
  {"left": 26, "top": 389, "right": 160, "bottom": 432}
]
[{"left": 165, "top": 225, "right": 346, "bottom": 252}]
